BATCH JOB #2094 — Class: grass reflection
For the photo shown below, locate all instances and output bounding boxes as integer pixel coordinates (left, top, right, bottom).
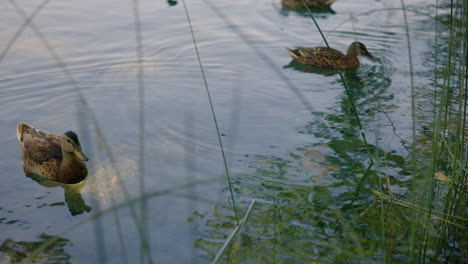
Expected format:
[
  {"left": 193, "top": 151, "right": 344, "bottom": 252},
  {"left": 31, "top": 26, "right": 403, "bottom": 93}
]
[{"left": 0, "top": 234, "right": 72, "bottom": 263}]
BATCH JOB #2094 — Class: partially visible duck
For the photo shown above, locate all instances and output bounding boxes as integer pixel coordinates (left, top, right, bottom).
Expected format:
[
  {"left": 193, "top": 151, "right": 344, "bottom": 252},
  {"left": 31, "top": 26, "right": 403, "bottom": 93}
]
[{"left": 281, "top": 0, "right": 336, "bottom": 9}]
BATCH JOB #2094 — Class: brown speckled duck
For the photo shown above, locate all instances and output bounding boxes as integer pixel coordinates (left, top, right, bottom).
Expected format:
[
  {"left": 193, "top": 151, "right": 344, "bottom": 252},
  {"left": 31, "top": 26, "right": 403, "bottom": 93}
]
[
  {"left": 285, "top": 42, "right": 376, "bottom": 69},
  {"left": 281, "top": 0, "right": 336, "bottom": 9},
  {"left": 17, "top": 122, "right": 89, "bottom": 184}
]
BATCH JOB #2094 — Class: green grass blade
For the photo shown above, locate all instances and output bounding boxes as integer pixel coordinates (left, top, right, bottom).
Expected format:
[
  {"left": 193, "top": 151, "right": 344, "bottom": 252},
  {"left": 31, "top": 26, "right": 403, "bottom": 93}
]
[
  {"left": 181, "top": 0, "right": 239, "bottom": 223},
  {"left": 211, "top": 200, "right": 256, "bottom": 264}
]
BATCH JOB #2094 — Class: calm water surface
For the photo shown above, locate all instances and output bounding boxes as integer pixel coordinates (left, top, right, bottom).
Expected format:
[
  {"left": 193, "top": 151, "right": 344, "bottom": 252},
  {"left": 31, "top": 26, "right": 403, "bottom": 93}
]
[{"left": 0, "top": 0, "right": 454, "bottom": 263}]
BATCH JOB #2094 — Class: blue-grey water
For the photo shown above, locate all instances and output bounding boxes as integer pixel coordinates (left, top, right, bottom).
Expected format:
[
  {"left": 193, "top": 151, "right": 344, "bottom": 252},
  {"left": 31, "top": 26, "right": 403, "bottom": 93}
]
[{"left": 0, "top": 0, "right": 458, "bottom": 263}]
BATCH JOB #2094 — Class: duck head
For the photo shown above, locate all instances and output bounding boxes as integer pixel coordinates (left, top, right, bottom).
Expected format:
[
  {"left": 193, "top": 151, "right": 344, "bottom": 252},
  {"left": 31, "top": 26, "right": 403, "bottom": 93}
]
[
  {"left": 62, "top": 131, "right": 89, "bottom": 161},
  {"left": 347, "top": 42, "right": 376, "bottom": 61}
]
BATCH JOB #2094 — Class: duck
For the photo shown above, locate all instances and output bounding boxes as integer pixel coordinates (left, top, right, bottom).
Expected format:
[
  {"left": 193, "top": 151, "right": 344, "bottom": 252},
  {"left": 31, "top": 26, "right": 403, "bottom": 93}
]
[
  {"left": 16, "top": 122, "right": 89, "bottom": 184},
  {"left": 281, "top": 0, "right": 336, "bottom": 9},
  {"left": 285, "top": 42, "right": 376, "bottom": 69}
]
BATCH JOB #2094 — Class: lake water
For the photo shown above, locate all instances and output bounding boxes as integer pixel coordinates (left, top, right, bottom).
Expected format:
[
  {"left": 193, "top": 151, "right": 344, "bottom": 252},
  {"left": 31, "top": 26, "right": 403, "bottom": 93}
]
[{"left": 0, "top": 0, "right": 460, "bottom": 263}]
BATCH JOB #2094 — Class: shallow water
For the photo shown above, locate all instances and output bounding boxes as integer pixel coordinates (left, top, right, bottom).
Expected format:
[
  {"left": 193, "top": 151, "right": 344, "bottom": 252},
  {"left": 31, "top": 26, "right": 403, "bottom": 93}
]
[{"left": 0, "top": 0, "right": 460, "bottom": 263}]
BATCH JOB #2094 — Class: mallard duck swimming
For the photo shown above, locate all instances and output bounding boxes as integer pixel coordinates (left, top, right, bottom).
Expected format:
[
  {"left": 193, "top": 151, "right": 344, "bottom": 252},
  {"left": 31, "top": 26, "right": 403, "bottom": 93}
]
[
  {"left": 17, "top": 122, "right": 89, "bottom": 184},
  {"left": 285, "top": 42, "right": 376, "bottom": 69},
  {"left": 281, "top": 0, "right": 336, "bottom": 9}
]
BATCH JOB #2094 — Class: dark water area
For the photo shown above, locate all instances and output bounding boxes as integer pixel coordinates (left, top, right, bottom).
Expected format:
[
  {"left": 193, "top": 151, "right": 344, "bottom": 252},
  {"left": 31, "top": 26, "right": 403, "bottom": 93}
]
[{"left": 0, "top": 0, "right": 465, "bottom": 263}]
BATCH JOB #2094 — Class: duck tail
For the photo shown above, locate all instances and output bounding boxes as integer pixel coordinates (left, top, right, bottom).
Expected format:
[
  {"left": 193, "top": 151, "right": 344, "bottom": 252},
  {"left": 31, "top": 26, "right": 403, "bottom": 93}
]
[
  {"left": 17, "top": 122, "right": 33, "bottom": 142},
  {"left": 284, "top": 48, "right": 299, "bottom": 60}
]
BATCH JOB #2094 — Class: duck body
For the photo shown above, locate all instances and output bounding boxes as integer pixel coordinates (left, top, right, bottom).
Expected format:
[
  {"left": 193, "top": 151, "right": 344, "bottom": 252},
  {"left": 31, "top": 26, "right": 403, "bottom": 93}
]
[
  {"left": 17, "top": 122, "right": 89, "bottom": 184},
  {"left": 281, "top": 0, "right": 336, "bottom": 9},
  {"left": 285, "top": 42, "right": 375, "bottom": 69}
]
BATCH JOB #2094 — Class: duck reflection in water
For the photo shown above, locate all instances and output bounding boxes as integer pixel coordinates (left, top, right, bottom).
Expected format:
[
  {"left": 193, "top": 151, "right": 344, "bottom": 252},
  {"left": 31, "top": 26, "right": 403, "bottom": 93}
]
[
  {"left": 27, "top": 173, "right": 92, "bottom": 216},
  {"left": 284, "top": 60, "right": 345, "bottom": 76},
  {"left": 283, "top": 59, "right": 387, "bottom": 98}
]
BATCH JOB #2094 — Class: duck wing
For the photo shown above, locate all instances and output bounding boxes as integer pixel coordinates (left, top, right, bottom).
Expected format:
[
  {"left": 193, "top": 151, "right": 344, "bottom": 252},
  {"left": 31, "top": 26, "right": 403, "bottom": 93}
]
[
  {"left": 19, "top": 124, "right": 62, "bottom": 164},
  {"left": 298, "top": 47, "right": 346, "bottom": 67}
]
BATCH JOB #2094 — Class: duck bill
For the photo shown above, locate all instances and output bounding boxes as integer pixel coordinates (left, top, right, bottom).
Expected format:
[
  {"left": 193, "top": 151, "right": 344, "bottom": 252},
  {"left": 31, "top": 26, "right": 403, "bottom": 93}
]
[
  {"left": 74, "top": 149, "right": 89, "bottom": 161},
  {"left": 366, "top": 53, "right": 377, "bottom": 61}
]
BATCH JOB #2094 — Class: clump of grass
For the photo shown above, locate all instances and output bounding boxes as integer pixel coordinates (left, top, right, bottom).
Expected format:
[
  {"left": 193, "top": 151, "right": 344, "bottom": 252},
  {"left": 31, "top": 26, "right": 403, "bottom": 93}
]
[
  {"left": 299, "top": 0, "right": 467, "bottom": 262},
  {"left": 423, "top": 0, "right": 467, "bottom": 262}
]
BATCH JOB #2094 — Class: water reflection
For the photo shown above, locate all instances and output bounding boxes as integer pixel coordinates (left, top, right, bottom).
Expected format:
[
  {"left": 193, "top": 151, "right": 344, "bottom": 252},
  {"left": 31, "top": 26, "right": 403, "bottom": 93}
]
[
  {"left": 195, "top": 55, "right": 402, "bottom": 262},
  {"left": 0, "top": 0, "right": 461, "bottom": 263},
  {"left": 0, "top": 234, "right": 72, "bottom": 263},
  {"left": 27, "top": 174, "right": 92, "bottom": 216},
  {"left": 194, "top": 126, "right": 410, "bottom": 262}
]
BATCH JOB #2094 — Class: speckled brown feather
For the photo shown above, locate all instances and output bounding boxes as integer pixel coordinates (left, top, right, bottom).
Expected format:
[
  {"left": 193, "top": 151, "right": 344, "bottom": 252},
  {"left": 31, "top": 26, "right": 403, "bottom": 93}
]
[
  {"left": 285, "top": 47, "right": 360, "bottom": 69},
  {"left": 17, "top": 122, "right": 88, "bottom": 184},
  {"left": 281, "top": 0, "right": 336, "bottom": 8}
]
